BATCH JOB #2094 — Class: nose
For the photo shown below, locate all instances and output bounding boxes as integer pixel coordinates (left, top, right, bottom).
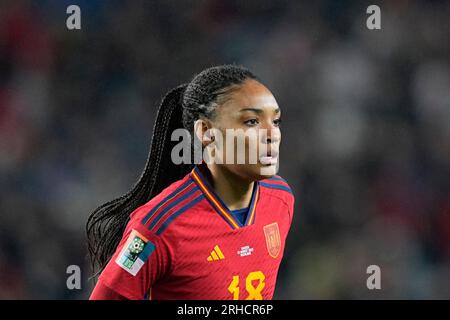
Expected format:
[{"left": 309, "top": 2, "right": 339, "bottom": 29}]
[{"left": 260, "top": 126, "right": 280, "bottom": 145}]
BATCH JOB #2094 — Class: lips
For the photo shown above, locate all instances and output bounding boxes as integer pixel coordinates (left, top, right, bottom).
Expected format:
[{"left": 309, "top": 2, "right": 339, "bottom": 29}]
[
  {"left": 268, "top": 150, "right": 278, "bottom": 158},
  {"left": 260, "top": 148, "right": 278, "bottom": 158},
  {"left": 259, "top": 156, "right": 278, "bottom": 165},
  {"left": 259, "top": 149, "right": 278, "bottom": 165}
]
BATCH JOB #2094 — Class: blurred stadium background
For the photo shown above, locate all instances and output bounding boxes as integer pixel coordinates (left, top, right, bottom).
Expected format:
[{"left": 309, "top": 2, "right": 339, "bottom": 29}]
[{"left": 0, "top": 0, "right": 449, "bottom": 299}]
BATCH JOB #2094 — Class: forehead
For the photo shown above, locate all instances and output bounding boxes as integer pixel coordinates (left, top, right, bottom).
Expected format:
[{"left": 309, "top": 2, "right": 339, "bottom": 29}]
[{"left": 218, "top": 79, "right": 279, "bottom": 111}]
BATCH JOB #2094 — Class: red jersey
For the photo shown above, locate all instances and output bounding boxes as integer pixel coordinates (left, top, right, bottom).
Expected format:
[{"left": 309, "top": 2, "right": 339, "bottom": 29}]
[{"left": 93, "top": 163, "right": 295, "bottom": 300}]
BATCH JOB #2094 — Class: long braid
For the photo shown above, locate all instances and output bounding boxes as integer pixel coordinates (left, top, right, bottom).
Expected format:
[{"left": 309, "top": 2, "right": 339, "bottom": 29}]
[{"left": 86, "top": 84, "right": 189, "bottom": 276}]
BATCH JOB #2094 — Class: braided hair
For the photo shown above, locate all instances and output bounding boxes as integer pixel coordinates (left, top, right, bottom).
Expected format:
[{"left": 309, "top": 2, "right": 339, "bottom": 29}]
[{"left": 86, "top": 64, "right": 257, "bottom": 276}]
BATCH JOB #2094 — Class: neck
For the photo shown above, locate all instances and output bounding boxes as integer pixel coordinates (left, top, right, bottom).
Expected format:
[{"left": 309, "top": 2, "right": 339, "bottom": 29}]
[{"left": 206, "top": 164, "right": 254, "bottom": 210}]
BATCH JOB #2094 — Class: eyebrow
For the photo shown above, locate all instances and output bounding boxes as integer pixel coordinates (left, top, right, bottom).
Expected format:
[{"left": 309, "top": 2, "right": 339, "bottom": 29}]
[{"left": 239, "top": 107, "right": 280, "bottom": 114}]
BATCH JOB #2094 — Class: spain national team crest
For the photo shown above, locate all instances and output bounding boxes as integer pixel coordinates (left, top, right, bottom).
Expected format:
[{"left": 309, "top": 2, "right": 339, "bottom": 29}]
[{"left": 263, "top": 222, "right": 281, "bottom": 258}]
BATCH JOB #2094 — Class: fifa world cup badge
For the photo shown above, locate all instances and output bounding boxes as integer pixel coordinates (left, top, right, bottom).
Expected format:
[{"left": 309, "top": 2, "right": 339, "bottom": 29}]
[
  {"left": 263, "top": 222, "right": 281, "bottom": 258},
  {"left": 115, "top": 229, "right": 155, "bottom": 276},
  {"left": 130, "top": 237, "right": 145, "bottom": 254}
]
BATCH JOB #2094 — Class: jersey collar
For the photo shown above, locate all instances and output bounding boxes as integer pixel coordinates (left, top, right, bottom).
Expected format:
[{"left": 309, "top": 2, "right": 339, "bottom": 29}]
[{"left": 190, "top": 163, "right": 260, "bottom": 230}]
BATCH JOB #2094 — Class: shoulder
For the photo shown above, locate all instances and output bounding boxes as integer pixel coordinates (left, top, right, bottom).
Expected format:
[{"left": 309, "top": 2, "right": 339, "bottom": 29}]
[
  {"left": 128, "top": 174, "right": 203, "bottom": 238},
  {"left": 259, "top": 175, "right": 295, "bottom": 207},
  {"left": 259, "top": 175, "right": 294, "bottom": 196}
]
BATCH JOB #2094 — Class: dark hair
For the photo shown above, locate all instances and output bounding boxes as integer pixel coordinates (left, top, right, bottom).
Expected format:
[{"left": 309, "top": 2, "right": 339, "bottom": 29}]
[{"left": 86, "top": 64, "right": 257, "bottom": 276}]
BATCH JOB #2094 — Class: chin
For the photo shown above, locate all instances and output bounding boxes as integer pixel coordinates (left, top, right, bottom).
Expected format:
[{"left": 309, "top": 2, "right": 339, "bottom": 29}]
[{"left": 252, "top": 163, "right": 279, "bottom": 180}]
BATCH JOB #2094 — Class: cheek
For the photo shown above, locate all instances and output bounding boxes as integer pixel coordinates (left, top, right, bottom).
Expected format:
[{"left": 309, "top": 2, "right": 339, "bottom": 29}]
[{"left": 272, "top": 128, "right": 281, "bottom": 141}]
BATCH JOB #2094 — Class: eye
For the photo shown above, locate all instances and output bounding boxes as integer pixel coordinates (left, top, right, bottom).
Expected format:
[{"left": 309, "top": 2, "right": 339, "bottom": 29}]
[
  {"left": 244, "top": 119, "right": 259, "bottom": 126},
  {"left": 273, "top": 118, "right": 281, "bottom": 127}
]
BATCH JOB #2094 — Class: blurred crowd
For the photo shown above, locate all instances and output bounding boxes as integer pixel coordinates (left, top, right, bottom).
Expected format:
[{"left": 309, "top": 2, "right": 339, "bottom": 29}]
[{"left": 0, "top": 0, "right": 449, "bottom": 299}]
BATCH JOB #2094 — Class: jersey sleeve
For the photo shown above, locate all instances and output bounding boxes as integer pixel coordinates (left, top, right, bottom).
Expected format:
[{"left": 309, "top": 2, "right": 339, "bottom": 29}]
[
  {"left": 89, "top": 281, "right": 127, "bottom": 300},
  {"left": 91, "top": 206, "right": 173, "bottom": 300}
]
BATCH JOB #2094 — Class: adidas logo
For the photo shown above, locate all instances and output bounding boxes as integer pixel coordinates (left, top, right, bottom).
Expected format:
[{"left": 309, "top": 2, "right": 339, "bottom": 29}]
[{"left": 207, "top": 245, "right": 225, "bottom": 261}]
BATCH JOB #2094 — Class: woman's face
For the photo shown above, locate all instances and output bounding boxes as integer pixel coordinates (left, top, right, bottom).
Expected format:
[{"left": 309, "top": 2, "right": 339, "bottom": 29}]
[{"left": 203, "top": 79, "right": 282, "bottom": 181}]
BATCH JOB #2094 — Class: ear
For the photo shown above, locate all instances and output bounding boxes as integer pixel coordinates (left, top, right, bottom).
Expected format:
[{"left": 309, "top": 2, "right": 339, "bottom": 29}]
[{"left": 194, "top": 118, "right": 214, "bottom": 147}]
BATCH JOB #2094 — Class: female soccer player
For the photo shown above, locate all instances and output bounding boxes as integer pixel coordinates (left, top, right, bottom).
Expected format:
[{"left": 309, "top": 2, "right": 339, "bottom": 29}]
[{"left": 87, "top": 65, "right": 294, "bottom": 300}]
